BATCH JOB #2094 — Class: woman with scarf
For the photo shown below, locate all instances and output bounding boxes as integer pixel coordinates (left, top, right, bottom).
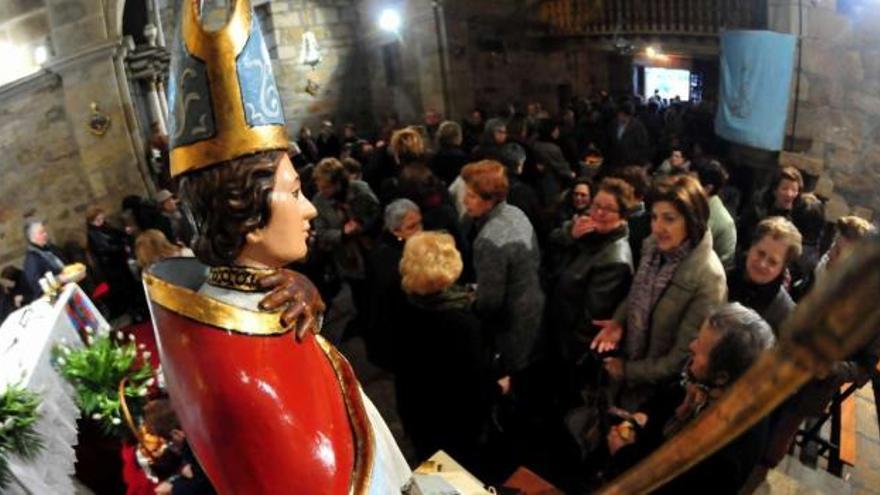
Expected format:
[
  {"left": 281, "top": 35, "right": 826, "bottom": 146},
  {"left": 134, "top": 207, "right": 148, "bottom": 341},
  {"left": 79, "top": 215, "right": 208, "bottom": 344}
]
[
  {"left": 591, "top": 175, "right": 727, "bottom": 410},
  {"left": 728, "top": 216, "right": 801, "bottom": 333}
]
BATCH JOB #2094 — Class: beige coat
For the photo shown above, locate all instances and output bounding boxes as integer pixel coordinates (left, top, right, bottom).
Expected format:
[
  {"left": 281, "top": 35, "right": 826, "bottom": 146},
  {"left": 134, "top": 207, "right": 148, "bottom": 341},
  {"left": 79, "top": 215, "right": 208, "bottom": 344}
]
[{"left": 613, "top": 231, "right": 727, "bottom": 408}]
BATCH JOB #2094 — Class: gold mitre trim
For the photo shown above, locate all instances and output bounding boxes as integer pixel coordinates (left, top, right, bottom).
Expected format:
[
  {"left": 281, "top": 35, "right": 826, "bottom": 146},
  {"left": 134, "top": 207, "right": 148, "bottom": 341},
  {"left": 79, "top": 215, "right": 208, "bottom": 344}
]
[
  {"left": 143, "top": 270, "right": 287, "bottom": 335},
  {"left": 171, "top": 0, "right": 288, "bottom": 177}
]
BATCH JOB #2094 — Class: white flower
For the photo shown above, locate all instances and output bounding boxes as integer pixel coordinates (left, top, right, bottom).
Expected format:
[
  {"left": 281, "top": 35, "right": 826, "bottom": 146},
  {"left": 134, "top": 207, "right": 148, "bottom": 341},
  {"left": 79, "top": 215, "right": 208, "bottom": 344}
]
[
  {"left": 85, "top": 326, "right": 93, "bottom": 335},
  {"left": 142, "top": 351, "right": 152, "bottom": 360},
  {"left": 56, "top": 357, "right": 66, "bottom": 366},
  {"left": 116, "top": 331, "right": 124, "bottom": 341},
  {"left": 139, "top": 388, "right": 148, "bottom": 397},
  {"left": 85, "top": 335, "right": 93, "bottom": 346},
  {"left": 62, "top": 347, "right": 71, "bottom": 355},
  {"left": 138, "top": 343, "right": 146, "bottom": 350},
  {"left": 1, "top": 417, "right": 14, "bottom": 430},
  {"left": 145, "top": 378, "right": 156, "bottom": 387},
  {"left": 128, "top": 333, "right": 136, "bottom": 341},
  {"left": 111, "top": 417, "right": 121, "bottom": 425},
  {"left": 91, "top": 413, "right": 103, "bottom": 420}
]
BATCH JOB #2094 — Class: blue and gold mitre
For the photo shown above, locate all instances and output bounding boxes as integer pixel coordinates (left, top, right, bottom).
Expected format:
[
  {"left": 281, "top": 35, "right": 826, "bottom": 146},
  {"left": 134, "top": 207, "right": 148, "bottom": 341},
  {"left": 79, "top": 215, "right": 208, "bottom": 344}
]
[{"left": 167, "top": 0, "right": 288, "bottom": 177}]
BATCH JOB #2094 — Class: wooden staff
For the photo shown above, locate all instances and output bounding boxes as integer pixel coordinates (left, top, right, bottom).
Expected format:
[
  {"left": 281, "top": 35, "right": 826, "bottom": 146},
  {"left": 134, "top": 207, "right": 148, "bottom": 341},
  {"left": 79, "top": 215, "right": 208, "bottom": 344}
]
[{"left": 599, "top": 240, "right": 880, "bottom": 495}]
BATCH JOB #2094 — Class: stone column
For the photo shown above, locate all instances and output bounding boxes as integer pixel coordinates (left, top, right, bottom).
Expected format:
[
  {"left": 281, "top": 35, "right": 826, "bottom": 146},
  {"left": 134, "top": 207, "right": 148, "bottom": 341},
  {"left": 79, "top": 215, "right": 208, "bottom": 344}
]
[
  {"left": 156, "top": 80, "right": 170, "bottom": 123},
  {"left": 146, "top": 78, "right": 168, "bottom": 135}
]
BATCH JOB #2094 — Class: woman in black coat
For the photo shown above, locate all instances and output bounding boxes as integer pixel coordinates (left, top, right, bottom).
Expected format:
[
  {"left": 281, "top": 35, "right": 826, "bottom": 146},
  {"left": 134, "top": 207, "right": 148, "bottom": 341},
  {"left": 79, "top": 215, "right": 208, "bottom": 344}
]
[
  {"left": 548, "top": 178, "right": 635, "bottom": 398},
  {"left": 364, "top": 199, "right": 423, "bottom": 370},
  {"left": 395, "top": 231, "right": 495, "bottom": 468},
  {"left": 727, "top": 216, "right": 801, "bottom": 333},
  {"left": 429, "top": 121, "right": 470, "bottom": 186},
  {"left": 86, "top": 206, "right": 138, "bottom": 318}
]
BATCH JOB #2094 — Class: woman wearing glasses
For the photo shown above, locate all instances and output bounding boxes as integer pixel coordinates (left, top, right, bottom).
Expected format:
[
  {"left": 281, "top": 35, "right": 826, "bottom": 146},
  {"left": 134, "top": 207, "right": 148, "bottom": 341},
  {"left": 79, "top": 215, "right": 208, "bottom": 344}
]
[{"left": 549, "top": 178, "right": 636, "bottom": 400}]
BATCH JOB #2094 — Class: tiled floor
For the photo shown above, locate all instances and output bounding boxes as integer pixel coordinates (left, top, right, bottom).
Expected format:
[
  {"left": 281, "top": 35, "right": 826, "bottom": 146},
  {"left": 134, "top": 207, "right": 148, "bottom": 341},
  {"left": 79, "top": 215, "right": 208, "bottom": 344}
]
[{"left": 705, "top": 384, "right": 879, "bottom": 495}]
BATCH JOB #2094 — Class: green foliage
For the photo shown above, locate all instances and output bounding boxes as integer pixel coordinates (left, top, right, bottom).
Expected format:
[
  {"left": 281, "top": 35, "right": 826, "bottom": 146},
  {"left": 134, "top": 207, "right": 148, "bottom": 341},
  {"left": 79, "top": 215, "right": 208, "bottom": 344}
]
[
  {"left": 53, "top": 330, "right": 154, "bottom": 439},
  {"left": 0, "top": 385, "right": 44, "bottom": 489}
]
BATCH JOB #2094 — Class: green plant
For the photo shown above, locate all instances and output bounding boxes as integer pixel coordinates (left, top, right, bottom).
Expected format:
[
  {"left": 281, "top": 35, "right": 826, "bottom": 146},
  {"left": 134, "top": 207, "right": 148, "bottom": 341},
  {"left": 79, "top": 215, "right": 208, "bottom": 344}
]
[
  {"left": 53, "top": 329, "right": 154, "bottom": 438},
  {"left": 0, "top": 385, "right": 44, "bottom": 489}
]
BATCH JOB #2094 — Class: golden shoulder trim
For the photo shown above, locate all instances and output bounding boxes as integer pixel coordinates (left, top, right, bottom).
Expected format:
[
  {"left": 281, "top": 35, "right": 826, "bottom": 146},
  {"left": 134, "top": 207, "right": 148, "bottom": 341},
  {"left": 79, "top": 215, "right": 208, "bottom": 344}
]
[
  {"left": 143, "top": 271, "right": 288, "bottom": 335},
  {"left": 315, "top": 336, "right": 375, "bottom": 494},
  {"left": 206, "top": 266, "right": 275, "bottom": 292}
]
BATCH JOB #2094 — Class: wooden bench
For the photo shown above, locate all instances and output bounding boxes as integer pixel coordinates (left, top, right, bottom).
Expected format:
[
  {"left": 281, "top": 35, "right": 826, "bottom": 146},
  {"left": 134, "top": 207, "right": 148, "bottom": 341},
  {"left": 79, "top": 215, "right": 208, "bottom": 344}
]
[{"left": 796, "top": 361, "right": 880, "bottom": 476}]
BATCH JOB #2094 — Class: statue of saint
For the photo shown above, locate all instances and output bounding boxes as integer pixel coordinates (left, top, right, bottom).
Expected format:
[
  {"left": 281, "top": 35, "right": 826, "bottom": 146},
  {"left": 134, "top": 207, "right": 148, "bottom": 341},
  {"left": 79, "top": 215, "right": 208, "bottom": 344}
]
[{"left": 143, "top": 1, "right": 411, "bottom": 492}]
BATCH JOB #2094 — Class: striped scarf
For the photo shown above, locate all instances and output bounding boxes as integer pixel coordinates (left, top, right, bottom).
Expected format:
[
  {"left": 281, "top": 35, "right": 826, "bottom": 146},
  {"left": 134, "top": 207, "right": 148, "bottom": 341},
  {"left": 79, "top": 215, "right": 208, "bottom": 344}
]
[{"left": 624, "top": 239, "right": 692, "bottom": 360}]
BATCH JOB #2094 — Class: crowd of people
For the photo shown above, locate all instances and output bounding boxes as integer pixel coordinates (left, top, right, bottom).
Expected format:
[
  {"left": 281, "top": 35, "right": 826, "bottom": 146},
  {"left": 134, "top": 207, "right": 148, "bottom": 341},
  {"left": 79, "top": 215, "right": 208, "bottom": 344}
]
[{"left": 2, "top": 92, "right": 879, "bottom": 493}]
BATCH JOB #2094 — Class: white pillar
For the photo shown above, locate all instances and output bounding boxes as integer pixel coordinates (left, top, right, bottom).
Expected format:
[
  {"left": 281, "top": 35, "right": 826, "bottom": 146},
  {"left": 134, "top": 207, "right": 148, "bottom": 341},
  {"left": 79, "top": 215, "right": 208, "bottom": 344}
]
[
  {"left": 147, "top": 79, "right": 168, "bottom": 135},
  {"left": 156, "top": 79, "right": 170, "bottom": 123}
]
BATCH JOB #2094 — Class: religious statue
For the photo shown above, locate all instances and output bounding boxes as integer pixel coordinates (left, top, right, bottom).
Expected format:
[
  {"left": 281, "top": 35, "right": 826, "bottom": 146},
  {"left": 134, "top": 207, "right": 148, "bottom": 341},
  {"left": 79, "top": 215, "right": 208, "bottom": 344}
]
[{"left": 142, "top": 1, "right": 411, "bottom": 492}]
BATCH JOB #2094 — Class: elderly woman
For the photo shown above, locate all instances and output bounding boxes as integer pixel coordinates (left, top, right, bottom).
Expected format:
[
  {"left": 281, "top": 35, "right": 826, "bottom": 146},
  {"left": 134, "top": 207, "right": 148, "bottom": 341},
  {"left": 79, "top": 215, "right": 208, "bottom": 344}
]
[
  {"left": 747, "top": 215, "right": 877, "bottom": 489},
  {"left": 550, "top": 178, "right": 635, "bottom": 373},
  {"left": 395, "top": 231, "right": 492, "bottom": 467},
  {"left": 728, "top": 216, "right": 801, "bottom": 333},
  {"left": 429, "top": 120, "right": 469, "bottom": 185},
  {"left": 739, "top": 166, "right": 803, "bottom": 249},
  {"left": 311, "top": 157, "right": 381, "bottom": 284},
  {"left": 380, "top": 127, "right": 428, "bottom": 205},
  {"left": 461, "top": 160, "right": 544, "bottom": 387},
  {"left": 554, "top": 178, "right": 594, "bottom": 229},
  {"left": 591, "top": 174, "right": 727, "bottom": 409},
  {"left": 606, "top": 303, "right": 775, "bottom": 494},
  {"left": 470, "top": 118, "right": 507, "bottom": 162},
  {"left": 364, "top": 199, "right": 423, "bottom": 370},
  {"left": 311, "top": 157, "right": 381, "bottom": 340}
]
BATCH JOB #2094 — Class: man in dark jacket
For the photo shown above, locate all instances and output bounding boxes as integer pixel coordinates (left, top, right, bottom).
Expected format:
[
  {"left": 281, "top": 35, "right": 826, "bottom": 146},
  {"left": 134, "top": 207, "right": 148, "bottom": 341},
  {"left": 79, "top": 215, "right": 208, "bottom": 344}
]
[
  {"left": 21, "top": 219, "right": 68, "bottom": 304},
  {"left": 603, "top": 303, "right": 775, "bottom": 494},
  {"left": 609, "top": 102, "right": 651, "bottom": 168}
]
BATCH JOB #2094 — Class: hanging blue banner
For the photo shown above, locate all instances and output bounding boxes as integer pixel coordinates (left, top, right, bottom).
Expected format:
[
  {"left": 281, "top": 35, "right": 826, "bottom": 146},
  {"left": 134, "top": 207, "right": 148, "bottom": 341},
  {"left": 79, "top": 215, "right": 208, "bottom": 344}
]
[{"left": 715, "top": 30, "right": 797, "bottom": 151}]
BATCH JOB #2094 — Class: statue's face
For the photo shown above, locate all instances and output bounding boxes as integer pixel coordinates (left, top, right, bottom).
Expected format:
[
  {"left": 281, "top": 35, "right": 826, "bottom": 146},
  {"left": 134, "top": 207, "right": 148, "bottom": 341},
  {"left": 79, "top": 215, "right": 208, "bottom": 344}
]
[{"left": 238, "top": 155, "right": 317, "bottom": 268}]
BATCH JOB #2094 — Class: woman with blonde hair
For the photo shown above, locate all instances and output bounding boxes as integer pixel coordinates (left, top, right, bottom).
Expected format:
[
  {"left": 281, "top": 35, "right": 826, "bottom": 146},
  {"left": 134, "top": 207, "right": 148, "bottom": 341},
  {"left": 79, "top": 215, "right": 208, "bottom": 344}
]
[
  {"left": 389, "top": 127, "right": 426, "bottom": 167},
  {"left": 395, "top": 231, "right": 492, "bottom": 468},
  {"left": 135, "top": 229, "right": 193, "bottom": 269}
]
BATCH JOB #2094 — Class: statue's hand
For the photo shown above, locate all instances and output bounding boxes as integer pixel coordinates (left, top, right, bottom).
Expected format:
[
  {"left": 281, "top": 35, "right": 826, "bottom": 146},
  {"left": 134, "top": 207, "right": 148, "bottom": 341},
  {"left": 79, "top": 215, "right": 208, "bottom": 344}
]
[{"left": 258, "top": 269, "right": 326, "bottom": 341}]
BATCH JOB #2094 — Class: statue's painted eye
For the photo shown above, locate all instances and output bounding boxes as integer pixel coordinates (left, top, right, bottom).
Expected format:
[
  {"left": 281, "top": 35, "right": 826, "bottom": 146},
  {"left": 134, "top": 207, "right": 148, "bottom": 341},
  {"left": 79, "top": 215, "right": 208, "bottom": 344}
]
[{"left": 291, "top": 190, "right": 300, "bottom": 200}]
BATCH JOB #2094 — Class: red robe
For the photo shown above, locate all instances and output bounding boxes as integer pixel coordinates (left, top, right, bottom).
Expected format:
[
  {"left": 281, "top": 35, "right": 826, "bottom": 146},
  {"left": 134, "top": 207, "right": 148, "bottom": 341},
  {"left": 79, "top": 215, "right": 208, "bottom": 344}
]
[{"left": 144, "top": 260, "right": 374, "bottom": 494}]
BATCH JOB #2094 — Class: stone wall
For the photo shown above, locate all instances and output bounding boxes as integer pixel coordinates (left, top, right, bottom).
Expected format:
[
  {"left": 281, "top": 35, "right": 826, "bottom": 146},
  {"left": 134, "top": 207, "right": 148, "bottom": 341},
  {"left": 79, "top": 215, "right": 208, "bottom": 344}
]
[
  {"left": 0, "top": 0, "right": 151, "bottom": 266},
  {"left": 352, "top": 0, "right": 610, "bottom": 125},
  {"left": 772, "top": 0, "right": 880, "bottom": 221},
  {"left": 0, "top": 75, "right": 88, "bottom": 265},
  {"left": 263, "top": 0, "right": 373, "bottom": 136},
  {"left": 0, "top": 0, "right": 50, "bottom": 85}
]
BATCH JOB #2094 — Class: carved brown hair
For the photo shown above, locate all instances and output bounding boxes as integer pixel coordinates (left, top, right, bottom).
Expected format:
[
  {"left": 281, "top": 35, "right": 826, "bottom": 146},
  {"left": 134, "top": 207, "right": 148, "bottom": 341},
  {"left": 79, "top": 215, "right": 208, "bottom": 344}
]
[{"left": 177, "top": 151, "right": 282, "bottom": 266}]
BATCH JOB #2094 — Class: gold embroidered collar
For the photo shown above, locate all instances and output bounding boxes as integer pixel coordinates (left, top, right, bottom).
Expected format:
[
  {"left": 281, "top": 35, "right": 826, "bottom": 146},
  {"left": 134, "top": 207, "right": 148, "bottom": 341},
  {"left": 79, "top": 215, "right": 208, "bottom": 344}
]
[{"left": 206, "top": 266, "right": 276, "bottom": 292}]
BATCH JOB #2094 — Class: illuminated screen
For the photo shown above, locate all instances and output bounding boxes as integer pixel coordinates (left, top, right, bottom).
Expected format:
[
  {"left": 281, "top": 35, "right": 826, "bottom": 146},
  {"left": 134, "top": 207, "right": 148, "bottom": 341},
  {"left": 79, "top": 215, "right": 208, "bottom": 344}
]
[{"left": 645, "top": 67, "right": 691, "bottom": 101}]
